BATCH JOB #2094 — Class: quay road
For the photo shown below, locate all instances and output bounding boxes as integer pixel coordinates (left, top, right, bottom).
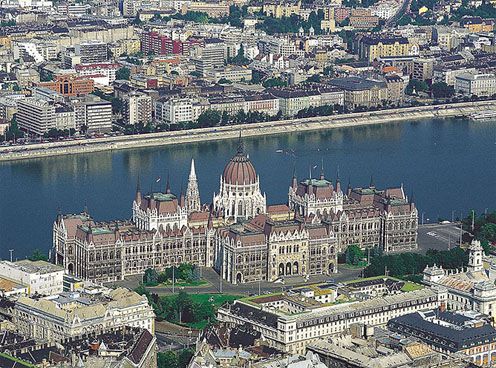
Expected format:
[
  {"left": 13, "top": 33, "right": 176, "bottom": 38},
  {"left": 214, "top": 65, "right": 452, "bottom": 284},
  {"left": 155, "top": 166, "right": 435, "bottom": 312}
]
[
  {"left": 111, "top": 223, "right": 465, "bottom": 296},
  {"left": 1, "top": 100, "right": 495, "bottom": 162}
]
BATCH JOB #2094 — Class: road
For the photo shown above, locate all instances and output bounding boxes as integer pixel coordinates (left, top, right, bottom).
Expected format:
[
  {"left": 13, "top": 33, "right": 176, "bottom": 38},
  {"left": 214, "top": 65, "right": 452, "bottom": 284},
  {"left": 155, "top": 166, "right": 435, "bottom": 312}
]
[
  {"left": 2, "top": 100, "right": 495, "bottom": 162},
  {"left": 114, "top": 265, "right": 362, "bottom": 296},
  {"left": 417, "top": 222, "right": 466, "bottom": 252},
  {"left": 386, "top": 0, "right": 413, "bottom": 27}
]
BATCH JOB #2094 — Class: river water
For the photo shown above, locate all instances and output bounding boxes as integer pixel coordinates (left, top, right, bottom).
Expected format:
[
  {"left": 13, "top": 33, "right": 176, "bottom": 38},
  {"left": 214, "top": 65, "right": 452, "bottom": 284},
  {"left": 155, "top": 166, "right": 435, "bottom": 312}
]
[{"left": 1, "top": 118, "right": 495, "bottom": 260}]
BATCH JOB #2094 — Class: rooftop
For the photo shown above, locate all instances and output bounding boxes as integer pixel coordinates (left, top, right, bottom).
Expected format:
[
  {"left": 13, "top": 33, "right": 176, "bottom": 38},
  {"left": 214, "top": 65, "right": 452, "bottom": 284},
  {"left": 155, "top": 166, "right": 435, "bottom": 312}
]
[{"left": 0, "top": 260, "right": 63, "bottom": 275}]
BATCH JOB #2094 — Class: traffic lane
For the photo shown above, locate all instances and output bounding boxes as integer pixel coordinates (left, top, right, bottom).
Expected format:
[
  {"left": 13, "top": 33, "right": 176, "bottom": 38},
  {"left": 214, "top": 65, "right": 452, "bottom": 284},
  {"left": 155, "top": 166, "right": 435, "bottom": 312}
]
[{"left": 417, "top": 223, "right": 463, "bottom": 252}]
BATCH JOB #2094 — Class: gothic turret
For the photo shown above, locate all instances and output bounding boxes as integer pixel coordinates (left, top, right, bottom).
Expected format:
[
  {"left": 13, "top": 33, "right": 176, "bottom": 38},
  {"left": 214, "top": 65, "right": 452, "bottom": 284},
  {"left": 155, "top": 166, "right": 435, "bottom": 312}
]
[
  {"left": 468, "top": 239, "right": 484, "bottom": 273},
  {"left": 186, "top": 158, "right": 201, "bottom": 213},
  {"left": 135, "top": 175, "right": 141, "bottom": 204}
]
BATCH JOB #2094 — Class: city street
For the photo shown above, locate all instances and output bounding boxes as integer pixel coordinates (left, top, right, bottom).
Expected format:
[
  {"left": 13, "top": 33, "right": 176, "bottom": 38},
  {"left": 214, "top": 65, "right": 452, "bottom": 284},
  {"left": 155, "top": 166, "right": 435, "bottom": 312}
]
[
  {"left": 113, "top": 265, "right": 362, "bottom": 296},
  {"left": 417, "top": 222, "right": 466, "bottom": 252}
]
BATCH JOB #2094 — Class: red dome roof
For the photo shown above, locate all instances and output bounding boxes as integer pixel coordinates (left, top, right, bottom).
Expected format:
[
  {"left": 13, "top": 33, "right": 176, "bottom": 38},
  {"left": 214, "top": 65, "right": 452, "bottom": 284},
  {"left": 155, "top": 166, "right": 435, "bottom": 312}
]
[{"left": 222, "top": 145, "right": 257, "bottom": 185}]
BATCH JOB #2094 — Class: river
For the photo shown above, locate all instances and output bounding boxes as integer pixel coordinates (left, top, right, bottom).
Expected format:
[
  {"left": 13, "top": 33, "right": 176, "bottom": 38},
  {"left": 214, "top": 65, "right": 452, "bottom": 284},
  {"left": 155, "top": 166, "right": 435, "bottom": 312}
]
[{"left": 1, "top": 117, "right": 495, "bottom": 260}]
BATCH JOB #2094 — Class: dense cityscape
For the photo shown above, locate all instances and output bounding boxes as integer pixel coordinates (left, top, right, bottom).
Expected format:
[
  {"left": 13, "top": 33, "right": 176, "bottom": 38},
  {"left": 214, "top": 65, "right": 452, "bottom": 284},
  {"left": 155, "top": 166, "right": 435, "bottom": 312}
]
[{"left": 0, "top": 0, "right": 496, "bottom": 367}]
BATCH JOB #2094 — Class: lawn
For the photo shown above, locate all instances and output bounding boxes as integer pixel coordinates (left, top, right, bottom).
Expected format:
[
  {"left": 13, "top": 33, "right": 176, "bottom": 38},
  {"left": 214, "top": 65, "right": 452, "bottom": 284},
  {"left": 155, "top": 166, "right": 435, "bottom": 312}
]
[
  {"left": 188, "top": 293, "right": 241, "bottom": 307},
  {"left": 161, "top": 280, "right": 209, "bottom": 287},
  {"left": 400, "top": 281, "right": 423, "bottom": 292}
]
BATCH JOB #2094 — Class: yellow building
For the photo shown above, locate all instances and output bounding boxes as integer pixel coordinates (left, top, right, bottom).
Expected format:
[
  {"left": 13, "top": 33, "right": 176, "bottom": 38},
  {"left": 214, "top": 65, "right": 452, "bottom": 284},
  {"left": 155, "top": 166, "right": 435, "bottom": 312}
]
[
  {"left": 263, "top": 1, "right": 301, "bottom": 18},
  {"left": 461, "top": 17, "right": 494, "bottom": 32},
  {"left": 357, "top": 35, "right": 412, "bottom": 62}
]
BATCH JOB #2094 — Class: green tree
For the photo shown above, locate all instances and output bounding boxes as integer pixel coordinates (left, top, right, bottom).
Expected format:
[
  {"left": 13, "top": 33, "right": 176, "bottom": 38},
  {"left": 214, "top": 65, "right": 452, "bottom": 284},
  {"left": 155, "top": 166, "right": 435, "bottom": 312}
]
[
  {"left": 406, "top": 79, "right": 429, "bottom": 95},
  {"left": 345, "top": 244, "right": 365, "bottom": 265},
  {"left": 158, "top": 351, "right": 178, "bottom": 368},
  {"left": 178, "top": 349, "right": 194, "bottom": 368},
  {"left": 262, "top": 77, "right": 287, "bottom": 88},
  {"left": 197, "top": 109, "right": 221, "bottom": 128},
  {"left": 431, "top": 82, "right": 455, "bottom": 98},
  {"left": 116, "top": 67, "right": 131, "bottom": 80},
  {"left": 28, "top": 249, "right": 48, "bottom": 262},
  {"left": 479, "top": 223, "right": 496, "bottom": 242},
  {"left": 144, "top": 268, "right": 159, "bottom": 285}
]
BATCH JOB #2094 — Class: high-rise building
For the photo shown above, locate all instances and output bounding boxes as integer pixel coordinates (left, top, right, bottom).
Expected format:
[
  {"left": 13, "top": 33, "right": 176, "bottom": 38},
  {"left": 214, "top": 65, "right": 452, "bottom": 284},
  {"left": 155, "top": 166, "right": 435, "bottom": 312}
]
[
  {"left": 192, "top": 38, "right": 226, "bottom": 76},
  {"left": 75, "top": 40, "right": 108, "bottom": 64},
  {"left": 17, "top": 97, "right": 55, "bottom": 136},
  {"left": 124, "top": 91, "right": 153, "bottom": 125},
  {"left": 70, "top": 95, "right": 112, "bottom": 132}
]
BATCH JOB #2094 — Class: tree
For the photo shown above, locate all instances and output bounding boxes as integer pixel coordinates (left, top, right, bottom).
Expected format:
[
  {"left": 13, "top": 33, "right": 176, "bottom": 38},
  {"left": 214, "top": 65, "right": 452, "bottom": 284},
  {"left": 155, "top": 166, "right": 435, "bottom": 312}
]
[
  {"left": 197, "top": 109, "right": 221, "bottom": 128},
  {"left": 158, "top": 351, "right": 179, "bottom": 368},
  {"left": 479, "top": 223, "right": 496, "bottom": 243},
  {"left": 431, "top": 82, "right": 455, "bottom": 98},
  {"left": 116, "top": 67, "right": 131, "bottom": 81},
  {"left": 111, "top": 97, "right": 124, "bottom": 114},
  {"left": 29, "top": 249, "right": 48, "bottom": 261},
  {"left": 144, "top": 268, "right": 159, "bottom": 285},
  {"left": 218, "top": 78, "right": 232, "bottom": 84},
  {"left": 262, "top": 77, "right": 287, "bottom": 88},
  {"left": 345, "top": 244, "right": 365, "bottom": 265},
  {"left": 406, "top": 79, "right": 429, "bottom": 95}
]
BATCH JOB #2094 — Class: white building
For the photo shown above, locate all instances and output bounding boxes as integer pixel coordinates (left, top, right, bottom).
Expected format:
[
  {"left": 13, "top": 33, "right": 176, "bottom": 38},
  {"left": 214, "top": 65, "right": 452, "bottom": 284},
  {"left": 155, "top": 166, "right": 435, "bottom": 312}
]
[
  {"left": 371, "top": 1, "right": 398, "bottom": 19},
  {"left": 218, "top": 286, "right": 446, "bottom": 354},
  {"left": 423, "top": 240, "right": 496, "bottom": 317},
  {"left": 75, "top": 63, "right": 120, "bottom": 85},
  {"left": 70, "top": 95, "right": 112, "bottom": 132},
  {"left": 0, "top": 260, "right": 64, "bottom": 296},
  {"left": 13, "top": 287, "right": 155, "bottom": 343},
  {"left": 17, "top": 97, "right": 55, "bottom": 136},
  {"left": 156, "top": 97, "right": 193, "bottom": 124},
  {"left": 455, "top": 73, "right": 496, "bottom": 97},
  {"left": 124, "top": 92, "right": 153, "bottom": 125}
]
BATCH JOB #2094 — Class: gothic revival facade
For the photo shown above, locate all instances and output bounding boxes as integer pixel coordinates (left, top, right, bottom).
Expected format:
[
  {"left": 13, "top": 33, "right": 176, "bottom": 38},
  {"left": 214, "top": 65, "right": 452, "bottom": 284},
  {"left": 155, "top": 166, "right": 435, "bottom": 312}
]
[
  {"left": 289, "top": 172, "right": 418, "bottom": 253},
  {"left": 52, "top": 139, "right": 417, "bottom": 285}
]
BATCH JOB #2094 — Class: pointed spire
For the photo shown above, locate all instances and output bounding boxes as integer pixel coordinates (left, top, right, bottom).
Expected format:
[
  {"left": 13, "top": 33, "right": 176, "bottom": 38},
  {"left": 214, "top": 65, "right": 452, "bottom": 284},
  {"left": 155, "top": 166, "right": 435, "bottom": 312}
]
[
  {"left": 237, "top": 130, "right": 244, "bottom": 154},
  {"left": 189, "top": 158, "right": 197, "bottom": 180},
  {"left": 135, "top": 174, "right": 141, "bottom": 203},
  {"left": 165, "top": 173, "right": 171, "bottom": 194},
  {"left": 320, "top": 158, "right": 325, "bottom": 180},
  {"left": 369, "top": 175, "right": 375, "bottom": 188},
  {"left": 335, "top": 166, "right": 341, "bottom": 193},
  {"left": 347, "top": 177, "right": 352, "bottom": 196},
  {"left": 291, "top": 162, "right": 298, "bottom": 189},
  {"left": 179, "top": 180, "right": 185, "bottom": 208}
]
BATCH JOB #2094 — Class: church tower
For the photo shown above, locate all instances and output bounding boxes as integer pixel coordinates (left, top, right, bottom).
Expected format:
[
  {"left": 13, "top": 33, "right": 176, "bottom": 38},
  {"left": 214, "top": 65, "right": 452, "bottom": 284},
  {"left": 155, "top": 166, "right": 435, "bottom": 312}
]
[
  {"left": 186, "top": 158, "right": 201, "bottom": 213},
  {"left": 468, "top": 239, "right": 484, "bottom": 273}
]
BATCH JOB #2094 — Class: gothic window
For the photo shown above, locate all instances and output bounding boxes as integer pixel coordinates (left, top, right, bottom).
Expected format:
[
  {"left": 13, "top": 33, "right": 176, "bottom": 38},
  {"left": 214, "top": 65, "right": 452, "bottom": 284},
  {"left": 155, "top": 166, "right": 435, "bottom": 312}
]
[
  {"left": 68, "top": 246, "right": 73, "bottom": 255},
  {"left": 96, "top": 252, "right": 101, "bottom": 261},
  {"left": 89, "top": 253, "right": 94, "bottom": 262}
]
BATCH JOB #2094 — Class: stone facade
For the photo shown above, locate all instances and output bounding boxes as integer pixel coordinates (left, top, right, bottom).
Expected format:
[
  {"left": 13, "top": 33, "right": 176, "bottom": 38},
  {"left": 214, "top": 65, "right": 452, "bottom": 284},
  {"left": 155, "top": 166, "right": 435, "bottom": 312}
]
[{"left": 52, "top": 141, "right": 417, "bottom": 285}]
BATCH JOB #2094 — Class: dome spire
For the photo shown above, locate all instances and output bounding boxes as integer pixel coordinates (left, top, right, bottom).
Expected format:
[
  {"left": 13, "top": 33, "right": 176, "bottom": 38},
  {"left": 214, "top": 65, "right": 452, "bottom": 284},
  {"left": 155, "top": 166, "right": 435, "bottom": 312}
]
[{"left": 237, "top": 130, "right": 245, "bottom": 155}]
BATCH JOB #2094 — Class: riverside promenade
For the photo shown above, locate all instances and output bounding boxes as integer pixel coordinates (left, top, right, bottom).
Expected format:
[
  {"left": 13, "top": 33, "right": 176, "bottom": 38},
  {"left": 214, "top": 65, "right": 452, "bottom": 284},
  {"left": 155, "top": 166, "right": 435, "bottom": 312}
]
[{"left": 0, "top": 100, "right": 493, "bottom": 162}]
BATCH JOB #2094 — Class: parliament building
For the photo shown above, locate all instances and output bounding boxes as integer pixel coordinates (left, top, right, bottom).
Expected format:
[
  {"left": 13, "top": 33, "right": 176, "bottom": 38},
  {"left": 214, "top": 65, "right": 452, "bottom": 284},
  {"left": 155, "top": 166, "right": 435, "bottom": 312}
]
[{"left": 52, "top": 139, "right": 418, "bottom": 284}]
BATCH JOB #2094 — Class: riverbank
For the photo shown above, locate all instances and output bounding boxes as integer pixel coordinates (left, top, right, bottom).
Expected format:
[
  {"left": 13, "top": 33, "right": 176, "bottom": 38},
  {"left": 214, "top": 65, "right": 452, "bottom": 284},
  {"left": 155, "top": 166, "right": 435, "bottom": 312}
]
[{"left": 1, "top": 100, "right": 494, "bottom": 162}]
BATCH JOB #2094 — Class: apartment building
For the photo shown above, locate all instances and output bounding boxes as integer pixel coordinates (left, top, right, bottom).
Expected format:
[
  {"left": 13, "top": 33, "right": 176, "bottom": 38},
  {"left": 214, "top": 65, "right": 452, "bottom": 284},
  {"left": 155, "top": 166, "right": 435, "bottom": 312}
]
[
  {"left": 124, "top": 91, "right": 153, "bottom": 125},
  {"left": 412, "top": 58, "right": 435, "bottom": 81},
  {"left": 0, "top": 260, "right": 64, "bottom": 296},
  {"left": 75, "top": 62, "right": 120, "bottom": 84},
  {"left": 356, "top": 35, "right": 413, "bottom": 62},
  {"left": 432, "top": 66, "right": 478, "bottom": 85},
  {"left": 17, "top": 97, "right": 55, "bottom": 136},
  {"left": 269, "top": 89, "right": 321, "bottom": 117},
  {"left": 156, "top": 96, "right": 194, "bottom": 124},
  {"left": 217, "top": 285, "right": 446, "bottom": 354},
  {"left": 13, "top": 287, "right": 155, "bottom": 343},
  {"left": 455, "top": 73, "right": 496, "bottom": 96},
  {"left": 70, "top": 95, "right": 112, "bottom": 132},
  {"left": 75, "top": 40, "right": 108, "bottom": 63}
]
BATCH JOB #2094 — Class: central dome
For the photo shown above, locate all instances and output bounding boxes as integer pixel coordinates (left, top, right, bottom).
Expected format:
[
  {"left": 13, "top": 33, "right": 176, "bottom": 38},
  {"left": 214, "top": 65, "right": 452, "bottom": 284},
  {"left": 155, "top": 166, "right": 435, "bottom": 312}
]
[{"left": 222, "top": 142, "right": 257, "bottom": 185}]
